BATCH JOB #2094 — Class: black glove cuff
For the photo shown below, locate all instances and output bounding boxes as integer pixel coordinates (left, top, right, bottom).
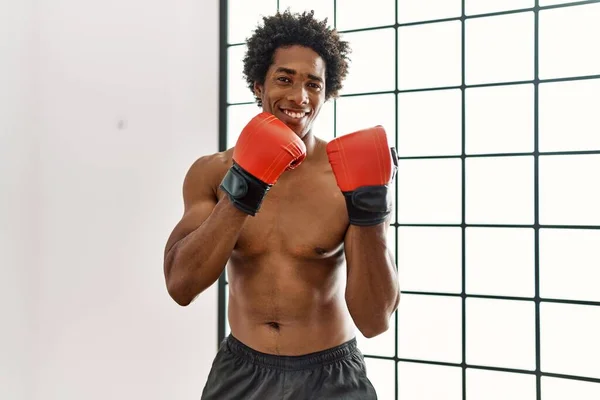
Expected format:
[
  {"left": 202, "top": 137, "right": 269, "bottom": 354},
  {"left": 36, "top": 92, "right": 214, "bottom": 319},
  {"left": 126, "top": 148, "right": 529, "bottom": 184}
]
[
  {"left": 344, "top": 185, "right": 392, "bottom": 226},
  {"left": 219, "top": 162, "right": 271, "bottom": 216}
]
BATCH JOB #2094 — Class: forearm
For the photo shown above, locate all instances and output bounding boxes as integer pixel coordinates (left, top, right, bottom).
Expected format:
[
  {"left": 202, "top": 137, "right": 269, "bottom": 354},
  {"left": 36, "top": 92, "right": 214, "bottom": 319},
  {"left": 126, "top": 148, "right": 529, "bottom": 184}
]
[
  {"left": 165, "top": 198, "right": 248, "bottom": 305},
  {"left": 344, "top": 222, "right": 400, "bottom": 337}
]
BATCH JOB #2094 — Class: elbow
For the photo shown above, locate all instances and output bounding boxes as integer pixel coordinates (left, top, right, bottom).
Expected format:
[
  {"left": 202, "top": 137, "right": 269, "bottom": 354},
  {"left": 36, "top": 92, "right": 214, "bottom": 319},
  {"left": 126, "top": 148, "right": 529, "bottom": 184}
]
[
  {"left": 164, "top": 251, "right": 193, "bottom": 307},
  {"left": 167, "top": 279, "right": 193, "bottom": 307},
  {"left": 357, "top": 296, "right": 400, "bottom": 339},
  {"left": 171, "top": 292, "right": 193, "bottom": 307},
  {"left": 358, "top": 317, "right": 390, "bottom": 339},
  {"left": 165, "top": 264, "right": 194, "bottom": 307}
]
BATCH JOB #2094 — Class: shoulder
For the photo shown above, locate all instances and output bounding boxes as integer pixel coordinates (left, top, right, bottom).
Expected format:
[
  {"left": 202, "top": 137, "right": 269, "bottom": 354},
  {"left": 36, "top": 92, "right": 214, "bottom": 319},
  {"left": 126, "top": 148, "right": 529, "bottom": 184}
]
[
  {"left": 182, "top": 149, "right": 234, "bottom": 202},
  {"left": 186, "top": 149, "right": 233, "bottom": 179}
]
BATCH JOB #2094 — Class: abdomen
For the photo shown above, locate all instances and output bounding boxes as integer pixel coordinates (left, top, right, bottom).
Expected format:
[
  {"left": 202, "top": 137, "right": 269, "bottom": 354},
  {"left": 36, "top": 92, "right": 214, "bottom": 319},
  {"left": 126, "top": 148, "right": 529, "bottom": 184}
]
[{"left": 226, "top": 253, "right": 355, "bottom": 355}]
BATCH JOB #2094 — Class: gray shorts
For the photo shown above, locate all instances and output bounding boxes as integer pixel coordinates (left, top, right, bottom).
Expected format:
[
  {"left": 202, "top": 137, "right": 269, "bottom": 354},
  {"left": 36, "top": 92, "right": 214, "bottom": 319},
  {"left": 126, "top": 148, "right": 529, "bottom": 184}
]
[{"left": 201, "top": 334, "right": 377, "bottom": 399}]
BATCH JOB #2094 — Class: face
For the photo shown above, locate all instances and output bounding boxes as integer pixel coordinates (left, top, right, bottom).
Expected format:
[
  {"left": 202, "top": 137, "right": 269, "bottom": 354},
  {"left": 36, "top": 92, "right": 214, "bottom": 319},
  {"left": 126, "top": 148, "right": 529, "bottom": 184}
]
[{"left": 254, "top": 45, "right": 326, "bottom": 138}]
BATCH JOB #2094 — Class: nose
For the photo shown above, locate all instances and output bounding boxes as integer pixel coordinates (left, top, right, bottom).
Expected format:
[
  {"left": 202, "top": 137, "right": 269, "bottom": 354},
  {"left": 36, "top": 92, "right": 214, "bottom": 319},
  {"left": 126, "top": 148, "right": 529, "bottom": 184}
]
[{"left": 286, "top": 84, "right": 308, "bottom": 106}]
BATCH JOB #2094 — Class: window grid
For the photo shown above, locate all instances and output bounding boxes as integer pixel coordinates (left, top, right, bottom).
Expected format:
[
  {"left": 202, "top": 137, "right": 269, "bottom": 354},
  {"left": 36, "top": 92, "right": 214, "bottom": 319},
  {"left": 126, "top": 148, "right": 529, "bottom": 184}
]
[
  {"left": 218, "top": 0, "right": 600, "bottom": 398},
  {"left": 534, "top": 6, "right": 541, "bottom": 397},
  {"left": 393, "top": 0, "right": 400, "bottom": 396},
  {"left": 226, "top": 73, "right": 600, "bottom": 107},
  {"left": 461, "top": 4, "right": 467, "bottom": 398}
]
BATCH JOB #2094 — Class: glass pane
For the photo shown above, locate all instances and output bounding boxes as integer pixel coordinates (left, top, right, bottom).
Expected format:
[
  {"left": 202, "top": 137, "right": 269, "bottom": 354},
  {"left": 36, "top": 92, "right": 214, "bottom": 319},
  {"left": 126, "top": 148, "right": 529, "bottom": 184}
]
[
  {"left": 539, "top": 3, "right": 600, "bottom": 79},
  {"left": 467, "top": 369, "right": 536, "bottom": 400},
  {"left": 465, "top": 12, "right": 534, "bottom": 85},
  {"left": 466, "top": 156, "right": 534, "bottom": 225},
  {"left": 339, "top": 29, "right": 396, "bottom": 95},
  {"left": 228, "top": 0, "right": 277, "bottom": 44},
  {"left": 398, "top": 89, "right": 462, "bottom": 157},
  {"left": 542, "top": 377, "right": 600, "bottom": 400},
  {"left": 398, "top": 294, "right": 463, "bottom": 363},
  {"left": 466, "top": 298, "right": 536, "bottom": 370},
  {"left": 398, "top": 227, "right": 462, "bottom": 293},
  {"left": 398, "top": 21, "right": 462, "bottom": 90},
  {"left": 539, "top": 155, "right": 600, "bottom": 226},
  {"left": 539, "top": 79, "right": 600, "bottom": 152},
  {"left": 466, "top": 84, "right": 534, "bottom": 155},
  {"left": 398, "top": 362, "right": 463, "bottom": 400},
  {"left": 227, "top": 104, "right": 261, "bottom": 148},
  {"left": 387, "top": 222, "right": 396, "bottom": 261},
  {"left": 278, "top": 0, "right": 334, "bottom": 27},
  {"left": 311, "top": 99, "right": 335, "bottom": 142},
  {"left": 541, "top": 303, "right": 600, "bottom": 379},
  {"left": 228, "top": 45, "right": 255, "bottom": 104},
  {"left": 540, "top": 229, "right": 600, "bottom": 303},
  {"left": 335, "top": 93, "right": 396, "bottom": 148},
  {"left": 397, "top": 158, "right": 463, "bottom": 224},
  {"left": 365, "top": 358, "right": 395, "bottom": 400},
  {"left": 466, "top": 227, "right": 535, "bottom": 298},
  {"left": 337, "top": 0, "right": 395, "bottom": 31},
  {"left": 398, "top": 0, "right": 461, "bottom": 24},
  {"left": 466, "top": 0, "right": 534, "bottom": 16}
]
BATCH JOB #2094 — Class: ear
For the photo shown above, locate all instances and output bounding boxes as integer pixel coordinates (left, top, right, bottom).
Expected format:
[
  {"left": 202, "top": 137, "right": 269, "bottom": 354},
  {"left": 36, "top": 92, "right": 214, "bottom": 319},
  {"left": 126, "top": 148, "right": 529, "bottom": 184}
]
[{"left": 253, "top": 81, "right": 263, "bottom": 99}]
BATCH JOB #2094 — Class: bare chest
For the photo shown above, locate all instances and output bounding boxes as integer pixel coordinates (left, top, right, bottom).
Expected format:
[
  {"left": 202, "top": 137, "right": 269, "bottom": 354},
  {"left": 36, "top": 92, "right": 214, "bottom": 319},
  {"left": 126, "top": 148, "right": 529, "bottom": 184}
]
[{"left": 229, "top": 172, "right": 349, "bottom": 259}]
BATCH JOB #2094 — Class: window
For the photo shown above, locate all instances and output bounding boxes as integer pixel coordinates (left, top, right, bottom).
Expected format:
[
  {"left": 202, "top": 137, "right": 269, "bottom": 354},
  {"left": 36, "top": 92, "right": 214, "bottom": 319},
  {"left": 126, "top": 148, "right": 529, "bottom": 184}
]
[{"left": 219, "top": 1, "right": 600, "bottom": 398}]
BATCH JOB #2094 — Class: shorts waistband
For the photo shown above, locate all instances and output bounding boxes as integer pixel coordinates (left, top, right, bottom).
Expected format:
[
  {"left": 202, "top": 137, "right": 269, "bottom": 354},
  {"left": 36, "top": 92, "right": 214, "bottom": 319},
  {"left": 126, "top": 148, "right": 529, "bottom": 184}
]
[{"left": 225, "top": 334, "right": 360, "bottom": 371}]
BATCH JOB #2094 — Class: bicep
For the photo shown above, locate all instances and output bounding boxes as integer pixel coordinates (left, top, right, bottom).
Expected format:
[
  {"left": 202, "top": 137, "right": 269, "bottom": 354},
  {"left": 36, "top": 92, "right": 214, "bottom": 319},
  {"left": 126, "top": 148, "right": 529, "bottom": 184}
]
[
  {"left": 163, "top": 198, "right": 217, "bottom": 258},
  {"left": 163, "top": 156, "right": 222, "bottom": 258}
]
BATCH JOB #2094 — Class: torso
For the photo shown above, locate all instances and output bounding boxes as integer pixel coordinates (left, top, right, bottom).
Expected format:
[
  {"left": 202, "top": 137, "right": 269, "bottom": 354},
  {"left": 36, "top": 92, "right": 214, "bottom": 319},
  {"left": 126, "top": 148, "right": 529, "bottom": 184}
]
[{"left": 211, "top": 138, "right": 356, "bottom": 355}]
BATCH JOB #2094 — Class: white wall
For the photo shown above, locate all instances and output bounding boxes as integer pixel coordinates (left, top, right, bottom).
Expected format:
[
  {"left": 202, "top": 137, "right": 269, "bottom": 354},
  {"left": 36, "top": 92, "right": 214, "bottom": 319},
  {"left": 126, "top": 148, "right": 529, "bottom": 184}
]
[
  {"left": 1, "top": 0, "right": 220, "bottom": 399},
  {"left": 0, "top": 0, "right": 37, "bottom": 399}
]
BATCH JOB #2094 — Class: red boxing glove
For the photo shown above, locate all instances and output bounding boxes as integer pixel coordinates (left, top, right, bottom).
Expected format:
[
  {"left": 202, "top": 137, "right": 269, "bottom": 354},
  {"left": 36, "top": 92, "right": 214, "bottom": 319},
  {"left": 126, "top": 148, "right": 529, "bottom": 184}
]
[
  {"left": 326, "top": 126, "right": 398, "bottom": 226},
  {"left": 220, "top": 112, "right": 306, "bottom": 215}
]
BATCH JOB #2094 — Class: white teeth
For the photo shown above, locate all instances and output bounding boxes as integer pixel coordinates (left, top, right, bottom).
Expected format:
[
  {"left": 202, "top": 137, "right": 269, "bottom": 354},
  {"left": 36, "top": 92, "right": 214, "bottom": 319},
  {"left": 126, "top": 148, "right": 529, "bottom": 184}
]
[{"left": 283, "top": 109, "right": 306, "bottom": 119}]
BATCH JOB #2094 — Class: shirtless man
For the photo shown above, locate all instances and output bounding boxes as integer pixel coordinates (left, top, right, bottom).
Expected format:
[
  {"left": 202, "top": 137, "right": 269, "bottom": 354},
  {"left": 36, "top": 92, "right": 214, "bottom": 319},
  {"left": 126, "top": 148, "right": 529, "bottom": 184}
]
[{"left": 163, "top": 10, "right": 400, "bottom": 399}]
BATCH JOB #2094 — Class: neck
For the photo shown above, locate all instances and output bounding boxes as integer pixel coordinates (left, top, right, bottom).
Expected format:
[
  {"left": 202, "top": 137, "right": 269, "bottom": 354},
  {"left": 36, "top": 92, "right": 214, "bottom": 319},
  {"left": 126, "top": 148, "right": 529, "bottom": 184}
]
[
  {"left": 298, "top": 131, "right": 329, "bottom": 166},
  {"left": 301, "top": 131, "right": 318, "bottom": 158}
]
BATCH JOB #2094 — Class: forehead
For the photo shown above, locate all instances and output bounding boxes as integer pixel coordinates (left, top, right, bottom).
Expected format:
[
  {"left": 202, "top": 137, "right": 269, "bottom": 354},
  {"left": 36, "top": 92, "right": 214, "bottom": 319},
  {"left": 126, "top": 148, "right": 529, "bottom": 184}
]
[{"left": 269, "top": 45, "right": 326, "bottom": 77}]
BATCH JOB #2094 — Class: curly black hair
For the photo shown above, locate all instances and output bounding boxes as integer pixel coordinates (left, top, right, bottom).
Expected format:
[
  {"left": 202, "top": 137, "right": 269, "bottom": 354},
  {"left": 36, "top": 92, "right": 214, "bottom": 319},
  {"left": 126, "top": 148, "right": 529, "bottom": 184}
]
[{"left": 243, "top": 9, "right": 351, "bottom": 106}]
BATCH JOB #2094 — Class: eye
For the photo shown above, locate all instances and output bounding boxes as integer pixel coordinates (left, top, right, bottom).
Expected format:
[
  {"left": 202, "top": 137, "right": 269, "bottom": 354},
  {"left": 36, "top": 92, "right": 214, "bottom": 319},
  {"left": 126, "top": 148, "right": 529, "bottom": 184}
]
[
  {"left": 277, "top": 76, "right": 291, "bottom": 83},
  {"left": 308, "top": 82, "right": 322, "bottom": 91}
]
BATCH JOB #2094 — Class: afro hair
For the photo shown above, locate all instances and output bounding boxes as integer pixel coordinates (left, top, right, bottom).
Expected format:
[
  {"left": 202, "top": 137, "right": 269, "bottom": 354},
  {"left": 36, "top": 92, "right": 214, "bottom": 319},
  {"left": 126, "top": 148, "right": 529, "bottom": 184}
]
[{"left": 242, "top": 9, "right": 351, "bottom": 106}]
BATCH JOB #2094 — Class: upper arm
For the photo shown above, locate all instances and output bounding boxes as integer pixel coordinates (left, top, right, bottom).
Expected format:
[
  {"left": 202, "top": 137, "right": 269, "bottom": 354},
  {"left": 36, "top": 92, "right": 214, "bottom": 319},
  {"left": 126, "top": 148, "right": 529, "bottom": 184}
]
[{"left": 163, "top": 155, "right": 225, "bottom": 259}]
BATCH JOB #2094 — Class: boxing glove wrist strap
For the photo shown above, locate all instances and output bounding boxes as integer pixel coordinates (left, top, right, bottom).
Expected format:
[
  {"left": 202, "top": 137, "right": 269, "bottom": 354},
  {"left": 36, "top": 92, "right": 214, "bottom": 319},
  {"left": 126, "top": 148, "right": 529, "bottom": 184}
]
[
  {"left": 343, "top": 185, "right": 392, "bottom": 226},
  {"left": 219, "top": 162, "right": 271, "bottom": 216}
]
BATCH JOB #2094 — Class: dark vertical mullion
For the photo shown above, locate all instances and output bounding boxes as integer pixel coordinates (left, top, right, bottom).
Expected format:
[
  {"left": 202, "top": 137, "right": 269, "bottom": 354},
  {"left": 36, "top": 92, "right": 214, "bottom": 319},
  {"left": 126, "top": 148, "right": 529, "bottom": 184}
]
[
  {"left": 217, "top": 0, "right": 228, "bottom": 348},
  {"left": 333, "top": 100, "right": 338, "bottom": 138},
  {"left": 333, "top": 0, "right": 337, "bottom": 27},
  {"left": 394, "top": 3, "right": 400, "bottom": 399},
  {"left": 461, "top": 1, "right": 467, "bottom": 399},
  {"left": 534, "top": 2, "right": 542, "bottom": 400},
  {"left": 333, "top": 0, "right": 337, "bottom": 139}
]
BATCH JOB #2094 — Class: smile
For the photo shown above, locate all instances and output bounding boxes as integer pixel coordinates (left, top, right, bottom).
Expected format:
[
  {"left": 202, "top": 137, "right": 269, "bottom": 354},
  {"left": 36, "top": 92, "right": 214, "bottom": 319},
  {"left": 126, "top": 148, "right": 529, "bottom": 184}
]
[{"left": 281, "top": 108, "right": 308, "bottom": 119}]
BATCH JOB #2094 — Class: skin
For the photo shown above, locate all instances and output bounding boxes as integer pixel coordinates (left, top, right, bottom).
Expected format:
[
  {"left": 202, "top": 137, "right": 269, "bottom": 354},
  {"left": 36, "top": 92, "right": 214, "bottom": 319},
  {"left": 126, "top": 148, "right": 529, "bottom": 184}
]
[{"left": 163, "top": 45, "right": 400, "bottom": 356}]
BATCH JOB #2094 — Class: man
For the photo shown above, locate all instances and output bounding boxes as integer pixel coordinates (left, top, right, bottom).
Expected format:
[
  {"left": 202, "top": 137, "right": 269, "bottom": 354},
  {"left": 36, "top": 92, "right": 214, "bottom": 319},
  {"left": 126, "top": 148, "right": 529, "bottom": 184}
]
[{"left": 163, "top": 10, "right": 400, "bottom": 399}]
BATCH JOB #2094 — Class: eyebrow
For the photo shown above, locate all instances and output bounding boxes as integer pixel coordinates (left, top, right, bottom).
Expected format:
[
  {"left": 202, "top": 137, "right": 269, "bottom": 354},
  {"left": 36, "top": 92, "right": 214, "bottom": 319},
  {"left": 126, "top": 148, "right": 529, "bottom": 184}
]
[{"left": 275, "top": 67, "right": 324, "bottom": 83}]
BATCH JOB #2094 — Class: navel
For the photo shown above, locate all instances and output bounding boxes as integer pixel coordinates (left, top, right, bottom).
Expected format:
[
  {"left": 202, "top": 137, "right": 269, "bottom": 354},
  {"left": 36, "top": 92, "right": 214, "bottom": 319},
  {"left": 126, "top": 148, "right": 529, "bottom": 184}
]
[{"left": 266, "top": 321, "right": 281, "bottom": 331}]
